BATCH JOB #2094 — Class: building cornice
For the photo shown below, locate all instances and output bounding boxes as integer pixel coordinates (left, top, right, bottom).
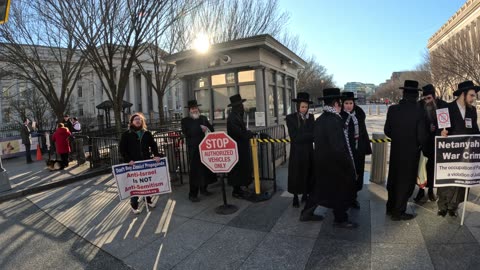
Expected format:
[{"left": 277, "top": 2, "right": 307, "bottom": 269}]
[{"left": 428, "top": 0, "right": 480, "bottom": 49}]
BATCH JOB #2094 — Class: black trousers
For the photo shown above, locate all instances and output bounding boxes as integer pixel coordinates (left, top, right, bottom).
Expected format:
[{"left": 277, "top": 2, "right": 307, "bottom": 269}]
[
  {"left": 437, "top": 187, "right": 466, "bottom": 211},
  {"left": 189, "top": 182, "right": 208, "bottom": 197},
  {"left": 130, "top": 196, "right": 152, "bottom": 209},
  {"left": 426, "top": 157, "right": 434, "bottom": 189},
  {"left": 25, "top": 144, "right": 32, "bottom": 162},
  {"left": 60, "top": 153, "right": 69, "bottom": 167},
  {"left": 303, "top": 199, "right": 349, "bottom": 223},
  {"left": 386, "top": 180, "right": 416, "bottom": 215}
]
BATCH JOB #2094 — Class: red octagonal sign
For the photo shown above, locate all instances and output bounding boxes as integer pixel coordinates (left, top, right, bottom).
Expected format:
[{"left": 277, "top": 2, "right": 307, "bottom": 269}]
[{"left": 199, "top": 132, "right": 239, "bottom": 173}]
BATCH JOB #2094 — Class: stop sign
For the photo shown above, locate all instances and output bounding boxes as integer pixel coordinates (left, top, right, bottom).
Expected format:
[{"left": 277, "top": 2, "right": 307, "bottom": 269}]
[{"left": 199, "top": 132, "right": 239, "bottom": 173}]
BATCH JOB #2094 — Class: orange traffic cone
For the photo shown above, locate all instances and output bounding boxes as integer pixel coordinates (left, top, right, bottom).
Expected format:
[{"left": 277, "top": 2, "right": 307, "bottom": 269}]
[{"left": 36, "top": 144, "right": 42, "bottom": 161}]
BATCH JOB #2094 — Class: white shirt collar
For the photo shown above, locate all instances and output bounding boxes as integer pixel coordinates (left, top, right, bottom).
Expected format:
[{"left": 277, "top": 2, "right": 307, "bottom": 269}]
[{"left": 456, "top": 100, "right": 466, "bottom": 120}]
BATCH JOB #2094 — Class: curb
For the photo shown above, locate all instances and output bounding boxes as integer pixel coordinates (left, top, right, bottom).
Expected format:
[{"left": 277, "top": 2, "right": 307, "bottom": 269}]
[{"left": 0, "top": 168, "right": 111, "bottom": 203}]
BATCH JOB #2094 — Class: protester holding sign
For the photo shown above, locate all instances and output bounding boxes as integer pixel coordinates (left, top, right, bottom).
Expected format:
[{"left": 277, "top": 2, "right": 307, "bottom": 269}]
[
  {"left": 181, "top": 100, "right": 216, "bottom": 203},
  {"left": 341, "top": 91, "right": 372, "bottom": 210},
  {"left": 414, "top": 84, "right": 448, "bottom": 203},
  {"left": 438, "top": 80, "right": 480, "bottom": 217},
  {"left": 286, "top": 92, "right": 315, "bottom": 208},
  {"left": 384, "top": 80, "right": 426, "bottom": 221},
  {"left": 119, "top": 113, "right": 163, "bottom": 214}
]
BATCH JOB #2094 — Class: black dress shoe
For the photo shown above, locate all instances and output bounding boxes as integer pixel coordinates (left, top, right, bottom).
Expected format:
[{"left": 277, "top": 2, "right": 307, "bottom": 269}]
[
  {"left": 391, "top": 213, "right": 415, "bottom": 221},
  {"left": 351, "top": 200, "right": 360, "bottom": 210},
  {"left": 333, "top": 221, "right": 359, "bottom": 229},
  {"left": 299, "top": 206, "right": 323, "bottom": 222},
  {"left": 292, "top": 196, "right": 300, "bottom": 208},
  {"left": 189, "top": 195, "right": 200, "bottom": 202},
  {"left": 200, "top": 190, "right": 213, "bottom": 196},
  {"left": 428, "top": 191, "right": 437, "bottom": 201},
  {"left": 301, "top": 195, "right": 308, "bottom": 203},
  {"left": 414, "top": 189, "right": 425, "bottom": 203},
  {"left": 437, "top": 210, "right": 447, "bottom": 217},
  {"left": 448, "top": 210, "right": 458, "bottom": 217}
]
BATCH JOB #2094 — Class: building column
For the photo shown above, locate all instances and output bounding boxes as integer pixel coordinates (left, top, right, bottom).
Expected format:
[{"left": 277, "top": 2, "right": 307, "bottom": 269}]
[
  {"left": 152, "top": 73, "right": 159, "bottom": 113},
  {"left": 181, "top": 78, "right": 189, "bottom": 118},
  {"left": 129, "top": 72, "right": 137, "bottom": 112},
  {"left": 254, "top": 68, "right": 267, "bottom": 127},
  {"left": 141, "top": 73, "right": 148, "bottom": 114}
]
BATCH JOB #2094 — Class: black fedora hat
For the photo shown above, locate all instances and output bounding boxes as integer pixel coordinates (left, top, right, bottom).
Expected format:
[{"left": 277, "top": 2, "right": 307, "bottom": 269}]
[
  {"left": 453, "top": 80, "right": 480, "bottom": 97},
  {"left": 341, "top": 91, "right": 358, "bottom": 101},
  {"left": 185, "top": 100, "right": 201, "bottom": 108},
  {"left": 422, "top": 84, "right": 436, "bottom": 97},
  {"left": 318, "top": 88, "right": 343, "bottom": 100},
  {"left": 292, "top": 92, "right": 313, "bottom": 104},
  {"left": 399, "top": 80, "right": 421, "bottom": 91},
  {"left": 227, "top": 94, "right": 246, "bottom": 107}
]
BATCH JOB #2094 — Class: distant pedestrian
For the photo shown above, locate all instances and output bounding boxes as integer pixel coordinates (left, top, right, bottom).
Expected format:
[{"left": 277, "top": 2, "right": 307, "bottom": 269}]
[
  {"left": 181, "top": 100, "right": 216, "bottom": 203},
  {"left": 384, "top": 80, "right": 426, "bottom": 221},
  {"left": 20, "top": 119, "right": 33, "bottom": 163},
  {"left": 227, "top": 94, "right": 255, "bottom": 199},
  {"left": 414, "top": 84, "right": 448, "bottom": 203},
  {"left": 286, "top": 92, "right": 314, "bottom": 208},
  {"left": 71, "top": 117, "right": 86, "bottom": 164},
  {"left": 119, "top": 113, "right": 163, "bottom": 214},
  {"left": 438, "top": 80, "right": 480, "bottom": 217},
  {"left": 51, "top": 123, "right": 71, "bottom": 169},
  {"left": 341, "top": 92, "right": 372, "bottom": 209},
  {"left": 301, "top": 88, "right": 357, "bottom": 229},
  {"left": 62, "top": 114, "right": 74, "bottom": 133}
]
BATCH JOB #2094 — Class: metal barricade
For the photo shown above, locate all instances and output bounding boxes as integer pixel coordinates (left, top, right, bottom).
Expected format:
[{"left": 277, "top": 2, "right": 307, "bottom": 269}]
[{"left": 370, "top": 132, "right": 389, "bottom": 184}]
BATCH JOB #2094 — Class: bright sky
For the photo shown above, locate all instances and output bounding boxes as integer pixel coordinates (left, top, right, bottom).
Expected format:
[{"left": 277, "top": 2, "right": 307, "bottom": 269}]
[{"left": 278, "top": 0, "right": 466, "bottom": 88}]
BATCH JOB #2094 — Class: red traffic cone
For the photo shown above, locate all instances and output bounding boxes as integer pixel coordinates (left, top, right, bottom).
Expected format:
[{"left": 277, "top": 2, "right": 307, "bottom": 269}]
[{"left": 36, "top": 144, "right": 42, "bottom": 161}]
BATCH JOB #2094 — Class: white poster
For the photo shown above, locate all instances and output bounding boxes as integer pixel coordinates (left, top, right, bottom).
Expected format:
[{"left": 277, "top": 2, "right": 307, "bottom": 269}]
[
  {"left": 112, "top": 158, "right": 172, "bottom": 200},
  {"left": 255, "top": 112, "right": 266, "bottom": 127},
  {"left": 436, "top": 108, "right": 451, "bottom": 129}
]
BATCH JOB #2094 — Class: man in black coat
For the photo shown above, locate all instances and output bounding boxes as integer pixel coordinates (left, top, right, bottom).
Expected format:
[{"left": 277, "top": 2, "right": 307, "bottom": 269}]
[
  {"left": 414, "top": 84, "right": 448, "bottom": 203},
  {"left": 227, "top": 94, "right": 255, "bottom": 199},
  {"left": 20, "top": 119, "right": 33, "bottom": 163},
  {"left": 300, "top": 88, "right": 357, "bottom": 229},
  {"left": 384, "top": 80, "right": 427, "bottom": 221},
  {"left": 181, "top": 100, "right": 216, "bottom": 202},
  {"left": 438, "top": 80, "right": 480, "bottom": 217}
]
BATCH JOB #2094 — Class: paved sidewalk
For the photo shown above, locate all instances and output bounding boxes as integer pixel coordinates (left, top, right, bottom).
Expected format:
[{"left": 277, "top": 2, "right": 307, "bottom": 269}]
[
  {"left": 2, "top": 162, "right": 480, "bottom": 269},
  {"left": 0, "top": 155, "right": 107, "bottom": 202}
]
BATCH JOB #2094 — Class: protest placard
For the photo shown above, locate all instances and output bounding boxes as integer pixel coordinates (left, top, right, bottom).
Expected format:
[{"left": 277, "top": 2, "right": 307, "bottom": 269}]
[
  {"left": 435, "top": 135, "right": 480, "bottom": 187},
  {"left": 112, "top": 158, "right": 171, "bottom": 200}
]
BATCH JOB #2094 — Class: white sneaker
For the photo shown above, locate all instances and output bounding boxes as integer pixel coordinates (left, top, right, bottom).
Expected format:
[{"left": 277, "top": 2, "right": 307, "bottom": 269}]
[
  {"left": 131, "top": 207, "right": 141, "bottom": 214},
  {"left": 147, "top": 201, "right": 156, "bottom": 208}
]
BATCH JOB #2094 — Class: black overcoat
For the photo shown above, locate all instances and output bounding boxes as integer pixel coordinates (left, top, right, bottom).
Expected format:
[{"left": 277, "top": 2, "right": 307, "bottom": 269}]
[
  {"left": 181, "top": 116, "right": 217, "bottom": 187},
  {"left": 311, "top": 111, "right": 356, "bottom": 209},
  {"left": 286, "top": 112, "right": 314, "bottom": 195},
  {"left": 384, "top": 99, "right": 426, "bottom": 214},
  {"left": 119, "top": 129, "right": 161, "bottom": 162},
  {"left": 341, "top": 106, "right": 372, "bottom": 192},
  {"left": 420, "top": 99, "right": 448, "bottom": 159},
  {"left": 227, "top": 111, "right": 254, "bottom": 186}
]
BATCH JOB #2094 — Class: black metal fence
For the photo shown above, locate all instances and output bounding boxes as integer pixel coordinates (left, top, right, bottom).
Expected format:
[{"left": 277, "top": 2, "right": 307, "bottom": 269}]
[
  {"left": 87, "top": 136, "right": 120, "bottom": 169},
  {"left": 255, "top": 124, "right": 288, "bottom": 163},
  {"left": 153, "top": 131, "right": 188, "bottom": 185}
]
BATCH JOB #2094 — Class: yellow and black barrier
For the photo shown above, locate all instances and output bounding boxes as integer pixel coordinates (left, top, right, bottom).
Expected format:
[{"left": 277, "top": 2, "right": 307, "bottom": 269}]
[
  {"left": 370, "top": 138, "right": 391, "bottom": 143},
  {"left": 254, "top": 138, "right": 391, "bottom": 143}
]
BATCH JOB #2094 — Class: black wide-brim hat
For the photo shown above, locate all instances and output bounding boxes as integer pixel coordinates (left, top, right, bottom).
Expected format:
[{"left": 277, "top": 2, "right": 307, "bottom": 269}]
[
  {"left": 399, "top": 80, "right": 422, "bottom": 91},
  {"left": 317, "top": 88, "right": 343, "bottom": 100},
  {"left": 341, "top": 91, "right": 357, "bottom": 101},
  {"left": 453, "top": 80, "right": 480, "bottom": 97},
  {"left": 292, "top": 92, "right": 313, "bottom": 104},
  {"left": 227, "top": 94, "right": 246, "bottom": 107},
  {"left": 185, "top": 100, "right": 201, "bottom": 108},
  {"left": 422, "top": 84, "right": 436, "bottom": 97}
]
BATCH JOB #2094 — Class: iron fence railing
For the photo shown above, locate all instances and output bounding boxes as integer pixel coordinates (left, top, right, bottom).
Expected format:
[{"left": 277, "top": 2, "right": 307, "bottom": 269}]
[{"left": 255, "top": 124, "right": 287, "bottom": 163}]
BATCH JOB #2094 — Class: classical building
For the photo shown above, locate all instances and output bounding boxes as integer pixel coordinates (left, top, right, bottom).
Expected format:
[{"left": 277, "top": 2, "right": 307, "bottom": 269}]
[
  {"left": 0, "top": 44, "right": 182, "bottom": 127},
  {"left": 428, "top": 0, "right": 480, "bottom": 53},
  {"left": 165, "top": 35, "right": 306, "bottom": 128}
]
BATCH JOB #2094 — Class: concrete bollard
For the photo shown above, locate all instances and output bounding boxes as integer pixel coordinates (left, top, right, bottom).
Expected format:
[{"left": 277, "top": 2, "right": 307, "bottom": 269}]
[
  {"left": 368, "top": 105, "right": 372, "bottom": 115},
  {"left": 376, "top": 105, "right": 380, "bottom": 115},
  {"left": 370, "top": 132, "right": 388, "bottom": 185},
  {"left": 0, "top": 157, "right": 12, "bottom": 192}
]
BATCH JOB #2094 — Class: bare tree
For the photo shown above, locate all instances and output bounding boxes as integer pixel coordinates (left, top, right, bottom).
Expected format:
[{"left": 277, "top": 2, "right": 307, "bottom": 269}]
[
  {"left": 0, "top": 0, "right": 86, "bottom": 121},
  {"left": 297, "top": 56, "right": 335, "bottom": 101}
]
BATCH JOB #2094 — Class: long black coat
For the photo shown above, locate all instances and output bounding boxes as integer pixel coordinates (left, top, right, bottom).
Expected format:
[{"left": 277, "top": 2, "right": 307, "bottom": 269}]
[
  {"left": 437, "top": 100, "right": 480, "bottom": 208},
  {"left": 341, "top": 106, "right": 372, "bottom": 192},
  {"left": 311, "top": 111, "right": 356, "bottom": 209},
  {"left": 286, "top": 112, "right": 314, "bottom": 195},
  {"left": 384, "top": 98, "right": 426, "bottom": 214},
  {"left": 119, "top": 129, "right": 161, "bottom": 162},
  {"left": 181, "top": 116, "right": 217, "bottom": 187},
  {"left": 227, "top": 110, "right": 254, "bottom": 186}
]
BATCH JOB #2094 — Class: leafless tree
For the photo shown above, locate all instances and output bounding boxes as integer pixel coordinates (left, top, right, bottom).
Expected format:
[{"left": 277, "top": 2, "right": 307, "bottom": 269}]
[
  {"left": 297, "top": 56, "right": 335, "bottom": 101},
  {"left": 44, "top": 0, "right": 194, "bottom": 133},
  {"left": 6, "top": 85, "right": 51, "bottom": 129},
  {"left": 0, "top": 0, "right": 86, "bottom": 121}
]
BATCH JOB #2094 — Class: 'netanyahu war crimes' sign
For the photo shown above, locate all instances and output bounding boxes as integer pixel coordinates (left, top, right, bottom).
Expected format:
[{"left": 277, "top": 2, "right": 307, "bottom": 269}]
[
  {"left": 112, "top": 159, "right": 171, "bottom": 200},
  {"left": 435, "top": 135, "right": 480, "bottom": 187}
]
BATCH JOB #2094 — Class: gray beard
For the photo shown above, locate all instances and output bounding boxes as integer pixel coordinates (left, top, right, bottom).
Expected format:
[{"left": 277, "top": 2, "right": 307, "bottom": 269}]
[
  {"left": 425, "top": 102, "right": 437, "bottom": 121},
  {"left": 190, "top": 113, "right": 200, "bottom": 119}
]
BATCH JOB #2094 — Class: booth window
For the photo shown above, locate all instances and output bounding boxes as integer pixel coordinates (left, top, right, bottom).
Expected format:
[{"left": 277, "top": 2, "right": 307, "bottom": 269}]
[
  {"left": 194, "top": 89, "right": 211, "bottom": 118},
  {"left": 238, "top": 70, "right": 255, "bottom": 83},
  {"left": 239, "top": 84, "right": 256, "bottom": 120},
  {"left": 213, "top": 86, "right": 236, "bottom": 120}
]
